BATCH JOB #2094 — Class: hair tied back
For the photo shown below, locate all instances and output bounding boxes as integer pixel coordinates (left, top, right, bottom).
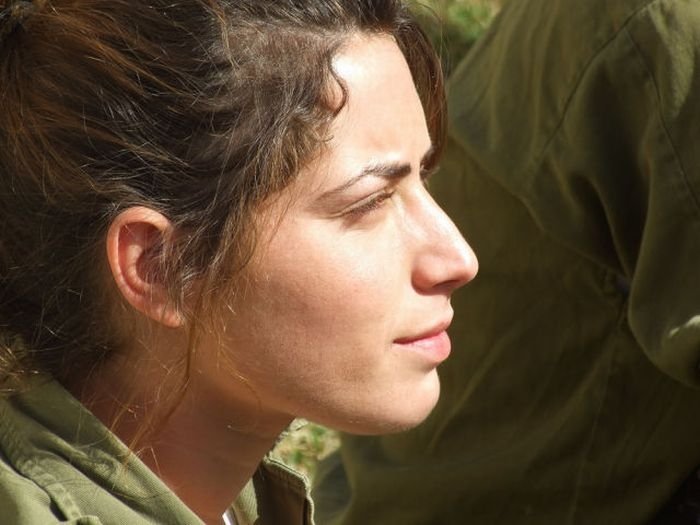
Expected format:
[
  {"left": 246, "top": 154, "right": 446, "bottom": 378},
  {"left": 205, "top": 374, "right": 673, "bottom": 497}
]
[{"left": 0, "top": 0, "right": 44, "bottom": 41}]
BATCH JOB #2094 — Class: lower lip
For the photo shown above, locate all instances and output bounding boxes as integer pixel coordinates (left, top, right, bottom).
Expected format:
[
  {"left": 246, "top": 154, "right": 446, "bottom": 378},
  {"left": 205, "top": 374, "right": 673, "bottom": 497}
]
[{"left": 394, "top": 330, "right": 451, "bottom": 364}]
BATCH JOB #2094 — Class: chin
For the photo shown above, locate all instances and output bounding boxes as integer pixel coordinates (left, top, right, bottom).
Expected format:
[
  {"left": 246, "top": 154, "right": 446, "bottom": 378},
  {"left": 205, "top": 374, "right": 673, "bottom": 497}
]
[{"left": 324, "top": 374, "right": 442, "bottom": 436}]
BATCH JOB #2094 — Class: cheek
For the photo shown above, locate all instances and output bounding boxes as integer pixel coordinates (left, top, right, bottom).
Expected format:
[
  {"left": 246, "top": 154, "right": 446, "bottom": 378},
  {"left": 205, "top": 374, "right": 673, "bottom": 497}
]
[
  {"left": 208, "top": 222, "right": 441, "bottom": 432},
  {"left": 261, "top": 251, "right": 394, "bottom": 342},
  {"left": 235, "top": 235, "right": 402, "bottom": 376}
]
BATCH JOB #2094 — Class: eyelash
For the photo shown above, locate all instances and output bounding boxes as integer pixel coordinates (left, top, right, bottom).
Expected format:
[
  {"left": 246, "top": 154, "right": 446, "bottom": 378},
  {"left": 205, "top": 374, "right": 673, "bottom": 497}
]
[
  {"left": 346, "top": 189, "right": 396, "bottom": 217},
  {"left": 343, "top": 163, "right": 438, "bottom": 219}
]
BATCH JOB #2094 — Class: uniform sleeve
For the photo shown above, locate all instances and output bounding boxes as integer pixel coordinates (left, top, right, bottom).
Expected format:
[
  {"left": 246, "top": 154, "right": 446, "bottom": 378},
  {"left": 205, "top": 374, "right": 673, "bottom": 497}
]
[{"left": 448, "top": 0, "right": 700, "bottom": 386}]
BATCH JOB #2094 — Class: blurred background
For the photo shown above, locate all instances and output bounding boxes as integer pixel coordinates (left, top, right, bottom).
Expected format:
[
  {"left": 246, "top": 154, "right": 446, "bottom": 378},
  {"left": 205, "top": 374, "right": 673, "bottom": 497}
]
[{"left": 409, "top": 0, "right": 501, "bottom": 74}]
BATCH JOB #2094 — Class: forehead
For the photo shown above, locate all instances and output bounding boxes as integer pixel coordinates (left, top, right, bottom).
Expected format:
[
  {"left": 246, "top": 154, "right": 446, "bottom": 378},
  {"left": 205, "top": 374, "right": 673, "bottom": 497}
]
[
  {"left": 327, "top": 34, "right": 430, "bottom": 169},
  {"left": 262, "top": 34, "right": 431, "bottom": 212}
]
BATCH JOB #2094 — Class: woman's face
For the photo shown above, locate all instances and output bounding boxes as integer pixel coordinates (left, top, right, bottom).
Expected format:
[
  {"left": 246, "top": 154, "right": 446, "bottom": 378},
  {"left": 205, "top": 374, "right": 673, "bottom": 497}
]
[{"left": 198, "top": 35, "right": 478, "bottom": 435}]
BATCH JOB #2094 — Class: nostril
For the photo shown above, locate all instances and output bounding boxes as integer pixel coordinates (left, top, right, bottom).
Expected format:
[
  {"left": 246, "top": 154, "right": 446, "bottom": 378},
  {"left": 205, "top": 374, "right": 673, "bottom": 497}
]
[{"left": 441, "top": 277, "right": 472, "bottom": 295}]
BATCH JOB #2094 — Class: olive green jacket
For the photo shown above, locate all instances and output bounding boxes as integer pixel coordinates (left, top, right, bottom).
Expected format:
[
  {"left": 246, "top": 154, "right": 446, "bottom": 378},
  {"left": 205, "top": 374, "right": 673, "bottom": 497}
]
[
  {"left": 0, "top": 377, "right": 314, "bottom": 524},
  {"left": 314, "top": 0, "right": 700, "bottom": 523}
]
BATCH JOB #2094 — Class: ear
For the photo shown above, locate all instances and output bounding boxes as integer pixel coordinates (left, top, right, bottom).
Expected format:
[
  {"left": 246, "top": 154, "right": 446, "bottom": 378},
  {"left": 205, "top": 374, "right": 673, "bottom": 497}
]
[{"left": 106, "top": 206, "right": 183, "bottom": 328}]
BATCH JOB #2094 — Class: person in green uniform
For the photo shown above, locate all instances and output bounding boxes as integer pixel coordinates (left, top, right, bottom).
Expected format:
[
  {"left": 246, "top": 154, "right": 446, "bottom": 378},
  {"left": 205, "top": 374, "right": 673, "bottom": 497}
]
[
  {"left": 0, "top": 1, "right": 478, "bottom": 523},
  {"left": 314, "top": 0, "right": 700, "bottom": 523}
]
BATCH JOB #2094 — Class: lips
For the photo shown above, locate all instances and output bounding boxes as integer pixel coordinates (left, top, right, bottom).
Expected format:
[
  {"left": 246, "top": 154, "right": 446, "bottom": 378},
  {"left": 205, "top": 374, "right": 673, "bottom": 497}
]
[
  {"left": 393, "top": 316, "right": 453, "bottom": 364},
  {"left": 394, "top": 317, "right": 452, "bottom": 345}
]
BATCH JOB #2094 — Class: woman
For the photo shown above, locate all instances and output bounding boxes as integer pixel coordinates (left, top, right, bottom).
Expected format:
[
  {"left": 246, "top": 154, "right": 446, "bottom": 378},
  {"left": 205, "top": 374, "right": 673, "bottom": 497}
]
[{"left": 0, "top": 0, "right": 477, "bottom": 523}]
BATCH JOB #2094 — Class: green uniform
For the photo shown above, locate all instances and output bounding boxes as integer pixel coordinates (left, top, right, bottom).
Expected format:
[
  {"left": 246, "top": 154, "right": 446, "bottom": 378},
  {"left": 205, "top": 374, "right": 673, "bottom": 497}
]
[
  {"left": 314, "top": 0, "right": 700, "bottom": 522},
  {"left": 0, "top": 377, "right": 314, "bottom": 524}
]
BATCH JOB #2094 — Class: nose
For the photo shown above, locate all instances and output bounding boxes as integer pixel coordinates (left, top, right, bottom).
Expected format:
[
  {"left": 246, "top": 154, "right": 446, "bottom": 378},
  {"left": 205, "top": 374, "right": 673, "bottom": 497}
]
[{"left": 410, "top": 190, "right": 478, "bottom": 294}]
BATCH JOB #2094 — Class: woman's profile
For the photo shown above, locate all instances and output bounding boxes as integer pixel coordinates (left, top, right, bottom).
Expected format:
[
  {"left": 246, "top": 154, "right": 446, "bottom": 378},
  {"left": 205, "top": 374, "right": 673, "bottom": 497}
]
[{"left": 0, "top": 0, "right": 477, "bottom": 523}]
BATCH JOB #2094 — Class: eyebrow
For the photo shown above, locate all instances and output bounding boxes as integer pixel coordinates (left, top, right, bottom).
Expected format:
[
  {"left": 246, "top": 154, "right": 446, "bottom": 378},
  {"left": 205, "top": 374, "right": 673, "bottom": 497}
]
[{"left": 318, "top": 144, "right": 436, "bottom": 202}]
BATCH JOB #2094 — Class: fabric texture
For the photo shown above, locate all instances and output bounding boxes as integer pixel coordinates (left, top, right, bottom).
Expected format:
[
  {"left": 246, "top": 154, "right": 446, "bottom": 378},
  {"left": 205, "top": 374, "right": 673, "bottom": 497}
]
[
  {"left": 0, "top": 377, "right": 314, "bottom": 524},
  {"left": 313, "top": 0, "right": 700, "bottom": 523}
]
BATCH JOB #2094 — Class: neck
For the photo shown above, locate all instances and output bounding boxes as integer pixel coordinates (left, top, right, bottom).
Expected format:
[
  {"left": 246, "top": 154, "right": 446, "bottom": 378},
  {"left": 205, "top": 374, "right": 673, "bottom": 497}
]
[
  {"left": 139, "top": 397, "right": 290, "bottom": 524},
  {"left": 75, "top": 341, "right": 293, "bottom": 524}
]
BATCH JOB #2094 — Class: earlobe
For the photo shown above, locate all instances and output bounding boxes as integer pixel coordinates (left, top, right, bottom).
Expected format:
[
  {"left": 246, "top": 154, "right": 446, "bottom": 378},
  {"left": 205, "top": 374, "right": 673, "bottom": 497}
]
[{"left": 106, "top": 207, "right": 183, "bottom": 328}]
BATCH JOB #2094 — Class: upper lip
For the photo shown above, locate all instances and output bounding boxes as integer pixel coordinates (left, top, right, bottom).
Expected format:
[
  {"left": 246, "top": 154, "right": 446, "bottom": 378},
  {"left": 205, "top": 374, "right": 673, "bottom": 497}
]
[{"left": 394, "top": 314, "right": 453, "bottom": 344}]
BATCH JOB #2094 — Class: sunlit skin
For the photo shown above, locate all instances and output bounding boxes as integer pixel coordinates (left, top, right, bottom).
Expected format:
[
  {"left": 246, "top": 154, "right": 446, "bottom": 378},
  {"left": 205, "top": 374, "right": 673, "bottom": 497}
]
[
  {"left": 202, "top": 34, "right": 478, "bottom": 435},
  {"left": 89, "top": 34, "right": 477, "bottom": 524}
]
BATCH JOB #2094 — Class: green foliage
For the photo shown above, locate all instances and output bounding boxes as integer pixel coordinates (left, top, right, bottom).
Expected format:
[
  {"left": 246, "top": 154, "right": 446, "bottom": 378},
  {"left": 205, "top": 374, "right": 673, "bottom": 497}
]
[
  {"left": 409, "top": 0, "right": 499, "bottom": 74},
  {"left": 270, "top": 421, "right": 339, "bottom": 479}
]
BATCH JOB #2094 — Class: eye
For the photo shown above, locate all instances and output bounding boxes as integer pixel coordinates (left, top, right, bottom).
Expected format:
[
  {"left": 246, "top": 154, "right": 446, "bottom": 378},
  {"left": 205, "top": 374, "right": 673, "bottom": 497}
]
[{"left": 345, "top": 189, "right": 395, "bottom": 219}]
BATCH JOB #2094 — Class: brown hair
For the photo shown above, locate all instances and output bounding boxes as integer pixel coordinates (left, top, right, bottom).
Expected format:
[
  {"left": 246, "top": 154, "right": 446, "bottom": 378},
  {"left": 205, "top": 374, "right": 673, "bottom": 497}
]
[{"left": 0, "top": 0, "right": 445, "bottom": 393}]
